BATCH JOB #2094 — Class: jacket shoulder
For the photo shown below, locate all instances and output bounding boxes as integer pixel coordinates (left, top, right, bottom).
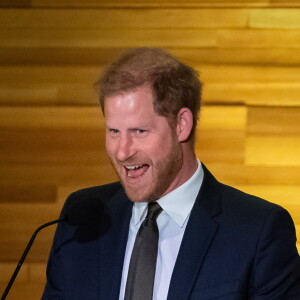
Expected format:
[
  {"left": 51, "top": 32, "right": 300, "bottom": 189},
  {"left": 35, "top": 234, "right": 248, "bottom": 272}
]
[
  {"left": 201, "top": 165, "right": 286, "bottom": 219},
  {"left": 70, "top": 181, "right": 123, "bottom": 200},
  {"left": 60, "top": 181, "right": 126, "bottom": 218},
  {"left": 219, "top": 182, "right": 283, "bottom": 214}
]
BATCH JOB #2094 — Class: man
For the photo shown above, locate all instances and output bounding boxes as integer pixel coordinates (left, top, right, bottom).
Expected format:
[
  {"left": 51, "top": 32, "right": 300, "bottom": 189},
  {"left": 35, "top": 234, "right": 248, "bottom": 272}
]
[{"left": 42, "top": 48, "right": 300, "bottom": 299}]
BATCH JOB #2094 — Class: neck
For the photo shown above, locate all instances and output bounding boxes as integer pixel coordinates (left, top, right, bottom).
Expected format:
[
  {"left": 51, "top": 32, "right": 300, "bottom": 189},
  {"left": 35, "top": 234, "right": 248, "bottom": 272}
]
[{"left": 161, "top": 143, "right": 198, "bottom": 199}]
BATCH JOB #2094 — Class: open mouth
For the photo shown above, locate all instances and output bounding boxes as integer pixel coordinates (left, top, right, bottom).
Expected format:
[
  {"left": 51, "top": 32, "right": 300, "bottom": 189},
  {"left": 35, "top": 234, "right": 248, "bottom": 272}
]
[{"left": 124, "top": 164, "right": 149, "bottom": 180}]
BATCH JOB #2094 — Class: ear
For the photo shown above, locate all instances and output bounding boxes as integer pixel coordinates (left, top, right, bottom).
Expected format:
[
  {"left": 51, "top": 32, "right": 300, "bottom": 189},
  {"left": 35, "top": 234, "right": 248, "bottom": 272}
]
[{"left": 176, "top": 108, "right": 193, "bottom": 142}]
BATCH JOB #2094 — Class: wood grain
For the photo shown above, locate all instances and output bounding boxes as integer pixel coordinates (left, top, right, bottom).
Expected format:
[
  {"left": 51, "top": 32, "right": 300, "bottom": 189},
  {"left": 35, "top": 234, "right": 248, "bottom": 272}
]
[
  {"left": 246, "top": 106, "right": 300, "bottom": 165},
  {"left": 0, "top": 4, "right": 299, "bottom": 299},
  {"left": 250, "top": 9, "right": 300, "bottom": 28},
  {"left": 0, "top": 8, "right": 248, "bottom": 28}
]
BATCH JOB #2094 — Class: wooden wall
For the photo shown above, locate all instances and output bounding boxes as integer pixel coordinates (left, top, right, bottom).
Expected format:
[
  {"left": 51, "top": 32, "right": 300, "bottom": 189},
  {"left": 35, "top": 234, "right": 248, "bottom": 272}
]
[{"left": 0, "top": 1, "right": 300, "bottom": 299}]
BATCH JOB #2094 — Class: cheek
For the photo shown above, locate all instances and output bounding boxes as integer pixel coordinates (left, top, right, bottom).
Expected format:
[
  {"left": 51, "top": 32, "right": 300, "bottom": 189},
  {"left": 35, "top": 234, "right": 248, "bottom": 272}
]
[
  {"left": 145, "top": 136, "right": 173, "bottom": 160},
  {"left": 105, "top": 137, "right": 116, "bottom": 158}
]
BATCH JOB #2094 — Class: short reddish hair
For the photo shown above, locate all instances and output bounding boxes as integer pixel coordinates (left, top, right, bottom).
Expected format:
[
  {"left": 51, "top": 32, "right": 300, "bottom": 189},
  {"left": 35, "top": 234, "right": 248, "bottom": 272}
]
[{"left": 97, "top": 47, "right": 202, "bottom": 141}]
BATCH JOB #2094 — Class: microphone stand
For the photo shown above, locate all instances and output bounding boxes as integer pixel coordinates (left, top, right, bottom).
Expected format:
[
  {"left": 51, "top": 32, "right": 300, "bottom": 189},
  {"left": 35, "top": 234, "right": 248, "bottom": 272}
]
[{"left": 1, "top": 217, "right": 65, "bottom": 300}]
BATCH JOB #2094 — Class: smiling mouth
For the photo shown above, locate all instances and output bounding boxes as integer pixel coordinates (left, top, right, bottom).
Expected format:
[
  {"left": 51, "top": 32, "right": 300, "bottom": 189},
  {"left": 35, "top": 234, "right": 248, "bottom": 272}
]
[{"left": 124, "top": 164, "right": 149, "bottom": 180}]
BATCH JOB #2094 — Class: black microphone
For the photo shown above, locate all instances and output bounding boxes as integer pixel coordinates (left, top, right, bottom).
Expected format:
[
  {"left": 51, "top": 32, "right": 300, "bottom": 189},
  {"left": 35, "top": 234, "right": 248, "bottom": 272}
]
[
  {"left": 0, "top": 217, "right": 65, "bottom": 300},
  {"left": 1, "top": 197, "right": 104, "bottom": 300}
]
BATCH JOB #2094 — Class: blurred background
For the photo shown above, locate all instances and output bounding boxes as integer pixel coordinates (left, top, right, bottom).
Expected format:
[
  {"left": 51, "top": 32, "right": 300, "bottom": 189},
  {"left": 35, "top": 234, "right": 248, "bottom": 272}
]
[{"left": 0, "top": 0, "right": 299, "bottom": 299}]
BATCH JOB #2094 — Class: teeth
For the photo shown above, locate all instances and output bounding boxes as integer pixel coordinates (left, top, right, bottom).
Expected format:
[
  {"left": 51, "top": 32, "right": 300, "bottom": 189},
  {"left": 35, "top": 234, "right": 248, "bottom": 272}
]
[{"left": 125, "top": 165, "right": 143, "bottom": 170}]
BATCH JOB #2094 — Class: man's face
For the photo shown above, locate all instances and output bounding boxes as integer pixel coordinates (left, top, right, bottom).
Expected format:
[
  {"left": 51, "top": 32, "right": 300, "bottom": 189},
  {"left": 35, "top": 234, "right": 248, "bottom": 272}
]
[{"left": 105, "top": 85, "right": 183, "bottom": 202}]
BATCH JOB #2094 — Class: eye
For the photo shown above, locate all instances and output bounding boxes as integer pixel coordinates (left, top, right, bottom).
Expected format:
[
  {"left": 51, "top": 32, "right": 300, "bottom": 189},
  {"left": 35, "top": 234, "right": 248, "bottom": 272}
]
[
  {"left": 108, "top": 128, "right": 120, "bottom": 135},
  {"left": 136, "top": 129, "right": 147, "bottom": 134},
  {"left": 132, "top": 128, "right": 149, "bottom": 138}
]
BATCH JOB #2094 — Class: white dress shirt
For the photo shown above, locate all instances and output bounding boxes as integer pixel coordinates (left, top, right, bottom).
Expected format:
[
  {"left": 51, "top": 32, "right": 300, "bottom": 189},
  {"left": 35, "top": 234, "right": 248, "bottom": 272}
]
[{"left": 119, "top": 160, "right": 204, "bottom": 300}]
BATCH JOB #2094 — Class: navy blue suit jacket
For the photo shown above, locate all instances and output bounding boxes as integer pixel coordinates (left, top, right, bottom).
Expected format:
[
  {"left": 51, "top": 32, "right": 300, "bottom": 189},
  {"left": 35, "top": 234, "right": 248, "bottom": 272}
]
[{"left": 42, "top": 166, "right": 300, "bottom": 299}]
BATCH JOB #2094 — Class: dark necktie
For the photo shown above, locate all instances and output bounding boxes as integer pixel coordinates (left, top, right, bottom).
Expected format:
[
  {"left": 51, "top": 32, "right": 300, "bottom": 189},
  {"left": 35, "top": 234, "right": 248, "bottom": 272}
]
[{"left": 124, "top": 202, "right": 162, "bottom": 300}]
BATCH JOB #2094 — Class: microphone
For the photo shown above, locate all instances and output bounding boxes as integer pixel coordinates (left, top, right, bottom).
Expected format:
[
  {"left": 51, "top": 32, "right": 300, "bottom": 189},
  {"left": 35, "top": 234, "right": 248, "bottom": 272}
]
[
  {"left": 1, "top": 218, "right": 64, "bottom": 300},
  {"left": 1, "top": 196, "right": 104, "bottom": 300}
]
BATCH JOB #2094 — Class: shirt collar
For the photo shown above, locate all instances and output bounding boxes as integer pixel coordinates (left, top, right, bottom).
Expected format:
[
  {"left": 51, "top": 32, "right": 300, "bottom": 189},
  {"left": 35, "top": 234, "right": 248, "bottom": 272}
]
[{"left": 132, "top": 160, "right": 204, "bottom": 228}]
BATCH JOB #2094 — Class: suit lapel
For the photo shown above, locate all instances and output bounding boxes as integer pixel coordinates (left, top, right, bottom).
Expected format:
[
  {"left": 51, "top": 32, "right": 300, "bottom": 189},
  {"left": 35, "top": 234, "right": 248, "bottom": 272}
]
[
  {"left": 97, "top": 188, "right": 133, "bottom": 299},
  {"left": 167, "top": 165, "right": 222, "bottom": 300}
]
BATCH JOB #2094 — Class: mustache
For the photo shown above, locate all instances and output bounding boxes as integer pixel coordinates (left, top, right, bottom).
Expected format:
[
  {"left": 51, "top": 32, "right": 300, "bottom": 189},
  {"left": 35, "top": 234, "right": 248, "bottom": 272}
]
[{"left": 116, "top": 156, "right": 151, "bottom": 166}]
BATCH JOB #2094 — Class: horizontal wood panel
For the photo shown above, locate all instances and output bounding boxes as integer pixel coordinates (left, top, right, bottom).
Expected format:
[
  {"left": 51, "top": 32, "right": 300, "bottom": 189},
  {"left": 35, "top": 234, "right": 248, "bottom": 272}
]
[
  {"left": 0, "top": 204, "right": 61, "bottom": 226},
  {"left": 248, "top": 107, "right": 300, "bottom": 135},
  {"left": 200, "top": 65, "right": 300, "bottom": 83},
  {"left": 2, "top": 48, "right": 300, "bottom": 66},
  {"left": 0, "top": 47, "right": 124, "bottom": 65},
  {"left": 271, "top": 0, "right": 300, "bottom": 7},
  {"left": 199, "top": 106, "right": 246, "bottom": 129},
  {"left": 0, "top": 262, "right": 46, "bottom": 293},
  {"left": 196, "top": 129, "right": 245, "bottom": 164},
  {"left": 246, "top": 136, "right": 300, "bottom": 166},
  {"left": 0, "top": 232, "right": 56, "bottom": 262},
  {"left": 0, "top": 164, "right": 117, "bottom": 186},
  {"left": 207, "top": 163, "right": 300, "bottom": 185},
  {"left": 0, "top": 85, "right": 98, "bottom": 105},
  {"left": 28, "top": 0, "right": 300, "bottom": 8},
  {"left": 0, "top": 202, "right": 66, "bottom": 261},
  {"left": 0, "top": 262, "right": 28, "bottom": 282},
  {"left": 0, "top": 128, "right": 106, "bottom": 164},
  {"left": 0, "top": 65, "right": 101, "bottom": 84},
  {"left": 29, "top": 0, "right": 269, "bottom": 8},
  {"left": 218, "top": 29, "right": 300, "bottom": 48},
  {"left": 0, "top": 281, "right": 49, "bottom": 300},
  {"left": 30, "top": 263, "right": 47, "bottom": 282},
  {"left": 0, "top": 29, "right": 217, "bottom": 48},
  {"left": 204, "top": 83, "right": 300, "bottom": 105},
  {"left": 2, "top": 72, "right": 300, "bottom": 106},
  {"left": 250, "top": 9, "right": 300, "bottom": 28},
  {"left": 234, "top": 185, "right": 300, "bottom": 206},
  {"left": 2, "top": 197, "right": 87, "bottom": 259},
  {"left": 2, "top": 28, "right": 300, "bottom": 49},
  {"left": 0, "top": 164, "right": 116, "bottom": 189},
  {"left": 246, "top": 106, "right": 300, "bottom": 166},
  {"left": 0, "top": 0, "right": 30, "bottom": 8},
  {"left": 0, "top": 106, "right": 103, "bottom": 129},
  {"left": 0, "top": 9, "right": 248, "bottom": 28},
  {"left": 0, "top": 184, "right": 56, "bottom": 203},
  {"left": 2, "top": 65, "right": 300, "bottom": 86}
]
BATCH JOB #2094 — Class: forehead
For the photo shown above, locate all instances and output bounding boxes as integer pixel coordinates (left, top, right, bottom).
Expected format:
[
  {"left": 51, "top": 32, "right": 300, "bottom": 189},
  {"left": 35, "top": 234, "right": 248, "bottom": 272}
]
[
  {"left": 104, "top": 85, "right": 155, "bottom": 116},
  {"left": 104, "top": 85, "right": 173, "bottom": 130}
]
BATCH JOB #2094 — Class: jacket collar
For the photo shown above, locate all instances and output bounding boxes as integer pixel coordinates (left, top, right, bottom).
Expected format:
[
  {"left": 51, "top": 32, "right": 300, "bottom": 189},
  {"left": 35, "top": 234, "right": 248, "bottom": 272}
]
[{"left": 167, "top": 164, "right": 222, "bottom": 300}]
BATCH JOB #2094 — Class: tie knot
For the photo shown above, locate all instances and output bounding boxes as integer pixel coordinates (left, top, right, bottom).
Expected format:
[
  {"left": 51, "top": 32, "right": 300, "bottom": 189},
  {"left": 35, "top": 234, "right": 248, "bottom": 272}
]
[{"left": 146, "top": 202, "right": 162, "bottom": 221}]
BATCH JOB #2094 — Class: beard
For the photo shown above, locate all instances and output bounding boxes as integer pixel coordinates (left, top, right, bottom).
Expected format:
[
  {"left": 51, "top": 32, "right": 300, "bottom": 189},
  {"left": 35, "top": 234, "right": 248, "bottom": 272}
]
[{"left": 110, "top": 136, "right": 183, "bottom": 202}]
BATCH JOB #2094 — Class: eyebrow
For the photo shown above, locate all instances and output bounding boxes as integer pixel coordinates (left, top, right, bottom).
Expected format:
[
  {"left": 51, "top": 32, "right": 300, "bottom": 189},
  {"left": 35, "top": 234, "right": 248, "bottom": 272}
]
[{"left": 106, "top": 123, "right": 152, "bottom": 129}]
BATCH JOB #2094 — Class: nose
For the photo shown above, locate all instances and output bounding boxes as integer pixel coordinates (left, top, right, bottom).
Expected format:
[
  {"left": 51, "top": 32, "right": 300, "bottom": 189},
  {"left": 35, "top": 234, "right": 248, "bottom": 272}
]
[{"left": 116, "top": 134, "right": 135, "bottom": 162}]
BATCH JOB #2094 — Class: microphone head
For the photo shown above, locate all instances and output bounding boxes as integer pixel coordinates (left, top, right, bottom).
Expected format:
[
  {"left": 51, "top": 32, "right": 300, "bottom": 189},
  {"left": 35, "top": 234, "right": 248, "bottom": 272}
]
[
  {"left": 63, "top": 196, "right": 111, "bottom": 243},
  {"left": 65, "top": 197, "right": 102, "bottom": 226}
]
